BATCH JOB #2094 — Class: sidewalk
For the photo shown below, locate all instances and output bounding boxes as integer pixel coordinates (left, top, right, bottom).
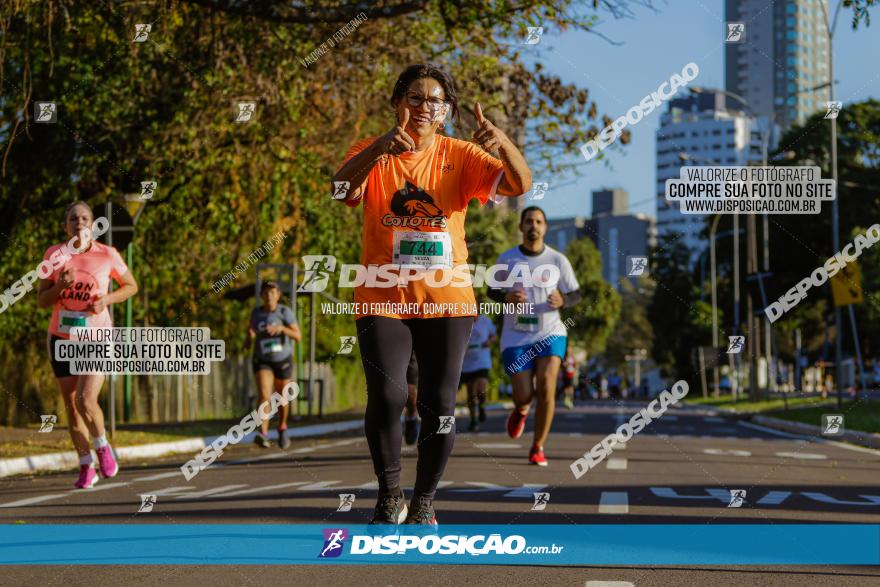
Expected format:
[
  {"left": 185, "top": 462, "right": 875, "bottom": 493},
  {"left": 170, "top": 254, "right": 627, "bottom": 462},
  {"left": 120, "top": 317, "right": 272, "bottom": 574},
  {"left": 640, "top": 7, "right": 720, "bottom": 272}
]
[
  {"left": 0, "top": 403, "right": 510, "bottom": 478},
  {"left": 680, "top": 398, "right": 880, "bottom": 450}
]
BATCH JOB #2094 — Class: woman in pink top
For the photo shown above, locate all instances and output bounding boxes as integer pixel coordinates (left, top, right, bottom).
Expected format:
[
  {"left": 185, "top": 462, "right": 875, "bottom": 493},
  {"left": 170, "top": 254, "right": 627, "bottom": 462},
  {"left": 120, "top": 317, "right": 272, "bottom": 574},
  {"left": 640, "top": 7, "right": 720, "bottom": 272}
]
[{"left": 37, "top": 202, "right": 139, "bottom": 489}]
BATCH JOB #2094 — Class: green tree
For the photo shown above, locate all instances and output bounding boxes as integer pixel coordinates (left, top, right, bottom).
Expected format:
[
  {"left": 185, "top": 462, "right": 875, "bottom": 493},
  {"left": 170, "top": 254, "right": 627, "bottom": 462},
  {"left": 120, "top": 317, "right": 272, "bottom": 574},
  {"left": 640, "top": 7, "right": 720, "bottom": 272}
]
[
  {"left": 0, "top": 0, "right": 648, "bottom": 424},
  {"left": 604, "top": 277, "right": 654, "bottom": 371},
  {"left": 760, "top": 100, "right": 880, "bottom": 364},
  {"left": 561, "top": 237, "right": 621, "bottom": 355},
  {"left": 646, "top": 235, "right": 713, "bottom": 377}
]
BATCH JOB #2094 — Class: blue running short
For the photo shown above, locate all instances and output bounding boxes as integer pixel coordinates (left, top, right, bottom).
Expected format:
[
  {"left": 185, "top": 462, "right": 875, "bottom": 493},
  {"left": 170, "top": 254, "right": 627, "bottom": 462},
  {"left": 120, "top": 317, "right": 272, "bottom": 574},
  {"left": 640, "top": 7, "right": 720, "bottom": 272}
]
[{"left": 502, "top": 336, "right": 567, "bottom": 375}]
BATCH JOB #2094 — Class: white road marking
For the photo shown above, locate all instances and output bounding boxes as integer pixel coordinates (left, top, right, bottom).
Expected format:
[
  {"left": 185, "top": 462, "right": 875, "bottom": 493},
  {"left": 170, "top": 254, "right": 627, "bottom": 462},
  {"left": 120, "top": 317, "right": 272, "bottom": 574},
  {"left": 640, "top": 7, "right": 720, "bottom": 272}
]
[
  {"left": 775, "top": 451, "right": 827, "bottom": 460},
  {"left": 474, "top": 443, "right": 521, "bottom": 450},
  {"left": 704, "top": 448, "right": 751, "bottom": 457},
  {"left": 89, "top": 482, "right": 129, "bottom": 492},
  {"left": 606, "top": 458, "right": 628, "bottom": 470},
  {"left": 0, "top": 493, "right": 67, "bottom": 508},
  {"left": 298, "top": 481, "right": 342, "bottom": 491},
  {"left": 149, "top": 486, "right": 196, "bottom": 498},
  {"left": 344, "top": 480, "right": 379, "bottom": 491},
  {"left": 586, "top": 582, "right": 634, "bottom": 587},
  {"left": 210, "top": 482, "right": 308, "bottom": 498},
  {"left": 741, "top": 421, "right": 880, "bottom": 457},
  {"left": 131, "top": 472, "right": 181, "bottom": 482},
  {"left": 175, "top": 484, "right": 248, "bottom": 499},
  {"left": 598, "top": 491, "right": 628, "bottom": 514}
]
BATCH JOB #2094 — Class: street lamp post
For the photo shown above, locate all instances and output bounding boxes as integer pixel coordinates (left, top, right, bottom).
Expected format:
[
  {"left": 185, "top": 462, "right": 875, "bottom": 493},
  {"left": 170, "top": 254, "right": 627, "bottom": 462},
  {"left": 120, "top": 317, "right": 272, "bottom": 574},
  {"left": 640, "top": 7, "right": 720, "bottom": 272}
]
[
  {"left": 822, "top": 0, "right": 844, "bottom": 409},
  {"left": 681, "top": 151, "right": 741, "bottom": 397},
  {"left": 690, "top": 86, "right": 780, "bottom": 398}
]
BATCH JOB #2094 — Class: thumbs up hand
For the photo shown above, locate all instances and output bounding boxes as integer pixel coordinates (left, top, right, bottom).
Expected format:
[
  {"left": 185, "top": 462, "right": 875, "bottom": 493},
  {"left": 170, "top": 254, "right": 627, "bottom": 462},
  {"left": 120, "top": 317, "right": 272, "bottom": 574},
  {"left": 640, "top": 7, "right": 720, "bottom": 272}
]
[
  {"left": 380, "top": 107, "right": 417, "bottom": 156},
  {"left": 471, "top": 102, "right": 508, "bottom": 154}
]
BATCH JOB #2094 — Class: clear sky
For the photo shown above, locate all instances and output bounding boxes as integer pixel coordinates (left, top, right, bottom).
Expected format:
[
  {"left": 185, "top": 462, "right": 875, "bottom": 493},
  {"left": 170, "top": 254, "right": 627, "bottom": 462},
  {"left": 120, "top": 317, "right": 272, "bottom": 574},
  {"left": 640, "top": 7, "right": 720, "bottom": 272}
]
[{"left": 528, "top": 0, "right": 880, "bottom": 220}]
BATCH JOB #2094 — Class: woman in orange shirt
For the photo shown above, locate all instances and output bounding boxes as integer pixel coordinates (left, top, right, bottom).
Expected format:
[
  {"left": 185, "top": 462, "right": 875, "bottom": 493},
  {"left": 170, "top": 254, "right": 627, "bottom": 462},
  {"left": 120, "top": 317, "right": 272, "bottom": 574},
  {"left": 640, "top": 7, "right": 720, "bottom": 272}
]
[{"left": 333, "top": 63, "right": 531, "bottom": 526}]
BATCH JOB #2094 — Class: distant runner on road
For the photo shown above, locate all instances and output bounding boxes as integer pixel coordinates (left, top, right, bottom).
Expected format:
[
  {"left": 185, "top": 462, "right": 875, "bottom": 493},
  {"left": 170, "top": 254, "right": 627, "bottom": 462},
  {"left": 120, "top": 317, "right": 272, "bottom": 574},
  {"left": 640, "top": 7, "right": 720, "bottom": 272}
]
[
  {"left": 459, "top": 311, "right": 496, "bottom": 432},
  {"left": 247, "top": 281, "right": 301, "bottom": 449},
  {"left": 489, "top": 206, "right": 580, "bottom": 467}
]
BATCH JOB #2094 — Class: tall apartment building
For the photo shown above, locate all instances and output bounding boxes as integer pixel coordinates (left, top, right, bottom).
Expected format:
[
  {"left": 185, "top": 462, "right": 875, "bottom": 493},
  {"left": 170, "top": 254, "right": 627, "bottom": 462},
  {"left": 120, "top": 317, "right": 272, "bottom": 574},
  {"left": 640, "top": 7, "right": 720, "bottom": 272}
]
[
  {"left": 655, "top": 91, "right": 764, "bottom": 259},
  {"left": 725, "top": 0, "right": 831, "bottom": 130}
]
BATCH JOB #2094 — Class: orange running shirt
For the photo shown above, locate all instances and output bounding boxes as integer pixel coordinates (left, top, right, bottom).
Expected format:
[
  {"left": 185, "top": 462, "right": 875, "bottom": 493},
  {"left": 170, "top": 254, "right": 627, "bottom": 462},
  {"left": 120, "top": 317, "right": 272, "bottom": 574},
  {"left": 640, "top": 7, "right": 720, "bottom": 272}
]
[
  {"left": 340, "top": 134, "right": 505, "bottom": 319},
  {"left": 42, "top": 241, "right": 129, "bottom": 338}
]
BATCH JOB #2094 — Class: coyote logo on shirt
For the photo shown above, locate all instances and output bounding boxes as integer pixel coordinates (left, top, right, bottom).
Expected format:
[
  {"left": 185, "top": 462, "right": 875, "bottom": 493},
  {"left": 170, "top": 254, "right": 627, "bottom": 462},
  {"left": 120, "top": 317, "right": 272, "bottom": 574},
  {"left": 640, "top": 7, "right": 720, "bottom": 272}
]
[{"left": 382, "top": 181, "right": 448, "bottom": 228}]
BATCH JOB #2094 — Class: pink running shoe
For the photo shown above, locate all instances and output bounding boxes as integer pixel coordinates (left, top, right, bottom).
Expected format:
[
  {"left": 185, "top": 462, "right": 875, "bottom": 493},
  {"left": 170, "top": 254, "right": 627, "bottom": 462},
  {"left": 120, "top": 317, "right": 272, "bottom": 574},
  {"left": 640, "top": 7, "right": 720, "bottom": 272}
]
[
  {"left": 74, "top": 465, "right": 99, "bottom": 489},
  {"left": 96, "top": 445, "right": 119, "bottom": 478}
]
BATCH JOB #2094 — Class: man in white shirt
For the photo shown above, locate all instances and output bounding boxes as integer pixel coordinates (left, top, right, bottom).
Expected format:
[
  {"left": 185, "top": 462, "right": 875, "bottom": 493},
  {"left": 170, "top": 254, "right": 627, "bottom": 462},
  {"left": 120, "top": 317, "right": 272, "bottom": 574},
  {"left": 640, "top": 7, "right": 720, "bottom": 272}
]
[{"left": 487, "top": 206, "right": 581, "bottom": 466}]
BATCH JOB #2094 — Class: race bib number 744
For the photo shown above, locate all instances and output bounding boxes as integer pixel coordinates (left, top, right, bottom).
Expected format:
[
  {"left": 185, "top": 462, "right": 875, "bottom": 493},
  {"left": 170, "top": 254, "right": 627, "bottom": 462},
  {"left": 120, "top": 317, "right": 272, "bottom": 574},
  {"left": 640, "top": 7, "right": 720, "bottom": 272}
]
[{"left": 393, "top": 231, "right": 452, "bottom": 269}]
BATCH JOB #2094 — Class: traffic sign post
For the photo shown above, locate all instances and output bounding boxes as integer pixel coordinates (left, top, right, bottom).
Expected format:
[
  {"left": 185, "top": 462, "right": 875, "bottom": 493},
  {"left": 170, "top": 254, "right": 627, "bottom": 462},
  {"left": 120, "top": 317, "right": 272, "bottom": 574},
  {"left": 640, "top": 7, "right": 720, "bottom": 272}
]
[{"left": 831, "top": 262, "right": 866, "bottom": 393}]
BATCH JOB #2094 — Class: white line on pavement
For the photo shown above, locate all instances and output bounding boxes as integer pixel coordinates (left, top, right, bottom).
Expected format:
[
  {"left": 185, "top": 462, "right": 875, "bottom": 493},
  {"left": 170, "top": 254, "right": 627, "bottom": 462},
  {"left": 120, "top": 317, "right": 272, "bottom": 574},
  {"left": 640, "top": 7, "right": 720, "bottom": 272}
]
[
  {"left": 474, "top": 443, "right": 521, "bottom": 450},
  {"left": 606, "top": 458, "right": 628, "bottom": 470},
  {"left": 703, "top": 448, "right": 751, "bottom": 457},
  {"left": 209, "top": 482, "right": 308, "bottom": 498},
  {"left": 775, "top": 451, "right": 828, "bottom": 460},
  {"left": 586, "top": 582, "right": 634, "bottom": 587},
  {"left": 738, "top": 421, "right": 880, "bottom": 457},
  {"left": 89, "top": 482, "right": 129, "bottom": 492},
  {"left": 131, "top": 472, "right": 182, "bottom": 482},
  {"left": 0, "top": 493, "right": 67, "bottom": 508},
  {"left": 598, "top": 491, "right": 629, "bottom": 514},
  {"left": 174, "top": 485, "right": 249, "bottom": 499},
  {"left": 298, "top": 481, "right": 342, "bottom": 491}
]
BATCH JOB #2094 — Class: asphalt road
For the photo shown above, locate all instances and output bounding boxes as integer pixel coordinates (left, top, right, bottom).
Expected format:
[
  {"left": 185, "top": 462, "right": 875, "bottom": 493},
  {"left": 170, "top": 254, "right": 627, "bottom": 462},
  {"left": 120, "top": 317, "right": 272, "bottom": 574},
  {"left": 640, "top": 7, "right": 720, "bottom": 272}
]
[{"left": 2, "top": 401, "right": 879, "bottom": 585}]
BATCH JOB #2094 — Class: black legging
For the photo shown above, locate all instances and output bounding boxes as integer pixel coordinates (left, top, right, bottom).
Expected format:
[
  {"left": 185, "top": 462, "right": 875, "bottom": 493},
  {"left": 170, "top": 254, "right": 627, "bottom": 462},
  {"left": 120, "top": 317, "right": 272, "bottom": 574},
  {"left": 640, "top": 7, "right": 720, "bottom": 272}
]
[{"left": 356, "top": 315, "right": 474, "bottom": 499}]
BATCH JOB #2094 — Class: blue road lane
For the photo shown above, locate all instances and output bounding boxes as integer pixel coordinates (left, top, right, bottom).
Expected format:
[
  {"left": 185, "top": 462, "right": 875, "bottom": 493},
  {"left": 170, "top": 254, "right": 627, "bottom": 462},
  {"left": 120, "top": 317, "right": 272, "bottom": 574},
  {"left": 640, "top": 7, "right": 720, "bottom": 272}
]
[{"left": 1, "top": 524, "right": 878, "bottom": 565}]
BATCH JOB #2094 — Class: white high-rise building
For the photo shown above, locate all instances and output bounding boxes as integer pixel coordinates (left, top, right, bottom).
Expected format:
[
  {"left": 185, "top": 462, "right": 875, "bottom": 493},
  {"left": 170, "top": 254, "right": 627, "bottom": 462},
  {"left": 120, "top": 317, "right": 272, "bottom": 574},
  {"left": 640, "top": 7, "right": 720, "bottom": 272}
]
[{"left": 656, "top": 91, "right": 765, "bottom": 259}]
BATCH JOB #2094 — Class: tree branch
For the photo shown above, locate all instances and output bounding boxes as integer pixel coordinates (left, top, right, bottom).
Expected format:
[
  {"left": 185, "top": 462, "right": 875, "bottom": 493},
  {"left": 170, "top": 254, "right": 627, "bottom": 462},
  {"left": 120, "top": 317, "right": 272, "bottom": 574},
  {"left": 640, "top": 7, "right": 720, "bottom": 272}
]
[{"left": 179, "top": 0, "right": 429, "bottom": 23}]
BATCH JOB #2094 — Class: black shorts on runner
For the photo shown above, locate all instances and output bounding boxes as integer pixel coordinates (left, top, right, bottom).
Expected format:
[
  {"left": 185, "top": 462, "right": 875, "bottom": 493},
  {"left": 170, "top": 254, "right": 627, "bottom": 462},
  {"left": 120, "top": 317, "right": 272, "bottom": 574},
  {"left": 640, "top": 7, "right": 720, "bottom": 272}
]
[
  {"left": 47, "top": 334, "right": 72, "bottom": 378},
  {"left": 406, "top": 352, "right": 418, "bottom": 386},
  {"left": 252, "top": 356, "right": 293, "bottom": 380},
  {"left": 460, "top": 368, "right": 489, "bottom": 386}
]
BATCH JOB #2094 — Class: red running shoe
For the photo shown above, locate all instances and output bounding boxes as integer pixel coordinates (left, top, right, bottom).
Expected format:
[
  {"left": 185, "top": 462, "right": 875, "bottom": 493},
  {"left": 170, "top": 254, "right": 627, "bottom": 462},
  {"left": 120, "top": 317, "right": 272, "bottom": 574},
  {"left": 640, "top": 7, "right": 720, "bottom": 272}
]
[
  {"left": 506, "top": 409, "right": 527, "bottom": 439},
  {"left": 529, "top": 445, "right": 548, "bottom": 467}
]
